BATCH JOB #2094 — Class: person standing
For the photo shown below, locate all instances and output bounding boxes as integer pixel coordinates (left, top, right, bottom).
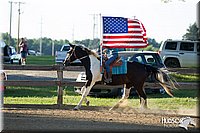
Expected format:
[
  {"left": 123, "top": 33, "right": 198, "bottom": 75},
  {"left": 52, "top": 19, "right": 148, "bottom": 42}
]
[{"left": 19, "top": 38, "right": 28, "bottom": 65}]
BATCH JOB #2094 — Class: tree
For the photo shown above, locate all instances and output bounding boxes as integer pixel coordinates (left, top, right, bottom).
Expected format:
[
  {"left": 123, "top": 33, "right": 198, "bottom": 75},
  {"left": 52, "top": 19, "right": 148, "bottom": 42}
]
[
  {"left": 1, "top": 32, "right": 17, "bottom": 47},
  {"left": 73, "top": 38, "right": 100, "bottom": 49},
  {"left": 182, "top": 22, "right": 199, "bottom": 41},
  {"left": 0, "top": 33, "right": 70, "bottom": 55},
  {"left": 147, "top": 38, "right": 160, "bottom": 48}
]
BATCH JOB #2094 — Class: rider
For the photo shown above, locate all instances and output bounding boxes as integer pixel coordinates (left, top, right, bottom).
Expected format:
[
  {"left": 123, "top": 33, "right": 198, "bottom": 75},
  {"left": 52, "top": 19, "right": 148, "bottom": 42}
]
[{"left": 104, "top": 48, "right": 119, "bottom": 83}]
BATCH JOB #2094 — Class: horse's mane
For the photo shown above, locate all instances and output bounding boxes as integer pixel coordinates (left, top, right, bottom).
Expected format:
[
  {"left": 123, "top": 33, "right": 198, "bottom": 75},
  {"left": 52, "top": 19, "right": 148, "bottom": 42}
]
[{"left": 78, "top": 45, "right": 100, "bottom": 60}]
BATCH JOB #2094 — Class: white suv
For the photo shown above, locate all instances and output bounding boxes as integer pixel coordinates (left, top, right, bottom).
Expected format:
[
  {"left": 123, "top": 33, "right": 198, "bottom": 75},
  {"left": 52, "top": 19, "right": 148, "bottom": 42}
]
[{"left": 159, "top": 40, "right": 200, "bottom": 68}]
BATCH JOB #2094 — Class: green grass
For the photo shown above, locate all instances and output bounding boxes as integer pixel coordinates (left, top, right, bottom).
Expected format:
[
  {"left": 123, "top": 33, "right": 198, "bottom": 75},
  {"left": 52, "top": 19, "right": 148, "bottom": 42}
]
[
  {"left": 170, "top": 73, "right": 199, "bottom": 82},
  {"left": 26, "top": 55, "right": 55, "bottom": 65},
  {"left": 3, "top": 86, "right": 199, "bottom": 110}
]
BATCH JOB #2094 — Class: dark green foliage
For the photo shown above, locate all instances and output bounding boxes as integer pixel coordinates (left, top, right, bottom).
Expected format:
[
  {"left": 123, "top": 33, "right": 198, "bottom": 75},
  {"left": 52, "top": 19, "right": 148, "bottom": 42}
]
[{"left": 182, "top": 22, "right": 199, "bottom": 41}]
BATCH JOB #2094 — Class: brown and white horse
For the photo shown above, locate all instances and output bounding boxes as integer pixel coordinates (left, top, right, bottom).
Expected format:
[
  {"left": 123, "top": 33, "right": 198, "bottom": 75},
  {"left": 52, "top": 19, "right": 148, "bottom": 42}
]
[{"left": 64, "top": 43, "right": 177, "bottom": 110}]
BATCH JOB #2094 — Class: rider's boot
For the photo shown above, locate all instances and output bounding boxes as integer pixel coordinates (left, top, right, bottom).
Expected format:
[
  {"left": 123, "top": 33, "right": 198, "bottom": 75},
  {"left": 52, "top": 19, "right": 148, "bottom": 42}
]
[{"left": 105, "top": 72, "right": 112, "bottom": 83}]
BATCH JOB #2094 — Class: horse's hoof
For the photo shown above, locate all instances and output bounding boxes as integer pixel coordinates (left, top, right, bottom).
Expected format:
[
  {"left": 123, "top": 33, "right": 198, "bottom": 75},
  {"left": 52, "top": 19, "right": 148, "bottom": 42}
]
[
  {"left": 73, "top": 106, "right": 80, "bottom": 111},
  {"left": 109, "top": 107, "right": 113, "bottom": 111},
  {"left": 139, "top": 106, "right": 148, "bottom": 111},
  {"left": 86, "top": 101, "right": 90, "bottom": 106}
]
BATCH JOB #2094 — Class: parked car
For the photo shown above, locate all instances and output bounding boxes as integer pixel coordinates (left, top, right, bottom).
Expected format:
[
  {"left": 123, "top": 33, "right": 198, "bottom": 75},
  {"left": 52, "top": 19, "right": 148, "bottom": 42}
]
[
  {"left": 55, "top": 44, "right": 81, "bottom": 65},
  {"left": 1, "top": 41, "right": 22, "bottom": 65},
  {"left": 28, "top": 50, "right": 36, "bottom": 56},
  {"left": 9, "top": 46, "right": 21, "bottom": 65},
  {"left": 75, "top": 50, "right": 166, "bottom": 97},
  {"left": 0, "top": 40, "right": 11, "bottom": 63},
  {"left": 158, "top": 39, "right": 200, "bottom": 68},
  {"left": 0, "top": 40, "right": 6, "bottom": 47}
]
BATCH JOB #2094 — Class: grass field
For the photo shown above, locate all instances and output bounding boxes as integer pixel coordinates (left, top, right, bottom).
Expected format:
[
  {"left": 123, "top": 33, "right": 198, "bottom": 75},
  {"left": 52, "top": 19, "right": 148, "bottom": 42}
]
[
  {"left": 170, "top": 73, "right": 200, "bottom": 82},
  {"left": 26, "top": 55, "right": 55, "bottom": 65},
  {"left": 4, "top": 86, "right": 199, "bottom": 110}
]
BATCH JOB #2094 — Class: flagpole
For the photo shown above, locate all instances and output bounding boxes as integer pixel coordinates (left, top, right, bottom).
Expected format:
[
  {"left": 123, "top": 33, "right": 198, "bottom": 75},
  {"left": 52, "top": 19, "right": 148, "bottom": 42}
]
[{"left": 99, "top": 13, "right": 103, "bottom": 72}]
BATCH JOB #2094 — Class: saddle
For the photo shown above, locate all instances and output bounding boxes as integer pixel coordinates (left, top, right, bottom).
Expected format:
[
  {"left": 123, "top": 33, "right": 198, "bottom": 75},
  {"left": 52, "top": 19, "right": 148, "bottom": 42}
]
[
  {"left": 110, "top": 57, "right": 123, "bottom": 67},
  {"left": 102, "top": 56, "right": 123, "bottom": 82},
  {"left": 102, "top": 56, "right": 123, "bottom": 71}
]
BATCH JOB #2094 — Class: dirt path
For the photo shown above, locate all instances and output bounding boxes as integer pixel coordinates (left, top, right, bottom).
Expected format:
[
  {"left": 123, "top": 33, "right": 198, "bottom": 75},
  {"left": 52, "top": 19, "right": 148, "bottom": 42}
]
[
  {"left": 2, "top": 104, "right": 199, "bottom": 132},
  {"left": 5, "top": 70, "right": 80, "bottom": 80}
]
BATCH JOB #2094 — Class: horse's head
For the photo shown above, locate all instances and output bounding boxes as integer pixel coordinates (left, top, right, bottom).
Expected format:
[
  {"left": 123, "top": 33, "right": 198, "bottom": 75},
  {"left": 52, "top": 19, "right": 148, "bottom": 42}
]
[{"left": 63, "top": 43, "right": 89, "bottom": 66}]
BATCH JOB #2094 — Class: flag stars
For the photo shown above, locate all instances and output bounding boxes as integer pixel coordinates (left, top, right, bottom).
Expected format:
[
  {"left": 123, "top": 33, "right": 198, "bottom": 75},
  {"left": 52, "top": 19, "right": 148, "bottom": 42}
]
[{"left": 103, "top": 17, "right": 128, "bottom": 34}]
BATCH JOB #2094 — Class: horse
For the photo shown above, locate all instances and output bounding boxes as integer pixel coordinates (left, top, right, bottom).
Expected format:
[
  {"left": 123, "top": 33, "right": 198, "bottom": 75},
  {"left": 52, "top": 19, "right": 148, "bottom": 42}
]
[{"left": 63, "top": 43, "right": 177, "bottom": 110}]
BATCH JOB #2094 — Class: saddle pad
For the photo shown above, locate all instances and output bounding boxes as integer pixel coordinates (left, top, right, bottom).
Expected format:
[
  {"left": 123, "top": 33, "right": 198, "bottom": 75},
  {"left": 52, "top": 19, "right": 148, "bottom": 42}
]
[{"left": 112, "top": 58, "right": 127, "bottom": 75}]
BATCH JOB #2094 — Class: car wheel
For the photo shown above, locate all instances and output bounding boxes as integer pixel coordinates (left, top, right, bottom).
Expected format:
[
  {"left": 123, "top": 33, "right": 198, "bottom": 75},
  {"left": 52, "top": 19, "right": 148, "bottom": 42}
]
[
  {"left": 10, "top": 59, "right": 13, "bottom": 64},
  {"left": 160, "top": 88, "right": 166, "bottom": 94},
  {"left": 165, "top": 58, "right": 180, "bottom": 68},
  {"left": 18, "top": 60, "right": 21, "bottom": 65},
  {"left": 109, "top": 88, "right": 122, "bottom": 97}
]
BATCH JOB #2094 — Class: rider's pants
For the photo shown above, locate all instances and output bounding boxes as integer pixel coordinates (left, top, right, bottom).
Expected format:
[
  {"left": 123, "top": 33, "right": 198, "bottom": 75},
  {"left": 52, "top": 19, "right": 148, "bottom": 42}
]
[{"left": 105, "top": 54, "right": 118, "bottom": 73}]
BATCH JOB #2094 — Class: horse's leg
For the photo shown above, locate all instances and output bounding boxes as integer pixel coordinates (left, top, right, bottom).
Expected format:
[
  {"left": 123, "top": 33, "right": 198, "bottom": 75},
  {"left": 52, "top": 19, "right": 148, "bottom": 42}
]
[
  {"left": 79, "top": 86, "right": 90, "bottom": 106},
  {"left": 74, "top": 81, "right": 95, "bottom": 110},
  {"left": 83, "top": 94, "right": 90, "bottom": 106},
  {"left": 109, "top": 84, "right": 131, "bottom": 111},
  {"left": 135, "top": 83, "right": 147, "bottom": 109},
  {"left": 122, "top": 86, "right": 131, "bottom": 99}
]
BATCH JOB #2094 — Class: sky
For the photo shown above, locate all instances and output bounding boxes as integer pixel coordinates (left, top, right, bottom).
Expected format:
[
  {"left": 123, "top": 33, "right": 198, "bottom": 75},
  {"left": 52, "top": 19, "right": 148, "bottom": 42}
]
[{"left": 0, "top": 0, "right": 199, "bottom": 43}]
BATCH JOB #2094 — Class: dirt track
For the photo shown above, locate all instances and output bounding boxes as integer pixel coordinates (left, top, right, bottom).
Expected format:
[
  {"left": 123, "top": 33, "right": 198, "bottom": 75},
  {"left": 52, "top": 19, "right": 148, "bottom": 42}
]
[
  {"left": 5, "top": 70, "right": 80, "bottom": 80},
  {"left": 2, "top": 104, "right": 199, "bottom": 132}
]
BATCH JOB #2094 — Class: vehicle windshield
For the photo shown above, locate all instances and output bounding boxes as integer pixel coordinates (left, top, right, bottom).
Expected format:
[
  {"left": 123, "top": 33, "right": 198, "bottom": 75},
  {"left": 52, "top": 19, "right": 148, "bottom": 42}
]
[
  {"left": 10, "top": 47, "right": 16, "bottom": 55},
  {"left": 62, "top": 46, "right": 70, "bottom": 51},
  {"left": 128, "top": 53, "right": 164, "bottom": 68}
]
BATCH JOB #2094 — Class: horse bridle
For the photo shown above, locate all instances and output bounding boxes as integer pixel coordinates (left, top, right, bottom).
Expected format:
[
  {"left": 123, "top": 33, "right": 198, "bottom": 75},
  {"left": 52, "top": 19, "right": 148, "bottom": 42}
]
[{"left": 69, "top": 45, "right": 88, "bottom": 62}]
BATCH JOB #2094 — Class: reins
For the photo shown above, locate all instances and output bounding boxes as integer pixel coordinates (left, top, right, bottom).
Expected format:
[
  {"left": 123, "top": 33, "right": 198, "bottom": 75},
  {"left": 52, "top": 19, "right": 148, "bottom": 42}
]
[
  {"left": 72, "top": 45, "right": 89, "bottom": 61},
  {"left": 79, "top": 55, "right": 88, "bottom": 60}
]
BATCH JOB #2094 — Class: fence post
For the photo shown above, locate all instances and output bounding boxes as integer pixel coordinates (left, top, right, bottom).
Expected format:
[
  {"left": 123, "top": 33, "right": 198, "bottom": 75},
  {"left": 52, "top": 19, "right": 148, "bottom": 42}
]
[{"left": 57, "top": 65, "right": 64, "bottom": 106}]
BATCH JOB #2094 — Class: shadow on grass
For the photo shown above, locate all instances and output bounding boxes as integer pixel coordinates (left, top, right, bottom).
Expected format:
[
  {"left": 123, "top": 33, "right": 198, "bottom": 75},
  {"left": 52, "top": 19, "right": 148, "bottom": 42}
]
[
  {"left": 128, "top": 89, "right": 199, "bottom": 99},
  {"left": 147, "top": 89, "right": 199, "bottom": 99},
  {"left": 94, "top": 88, "right": 199, "bottom": 99}
]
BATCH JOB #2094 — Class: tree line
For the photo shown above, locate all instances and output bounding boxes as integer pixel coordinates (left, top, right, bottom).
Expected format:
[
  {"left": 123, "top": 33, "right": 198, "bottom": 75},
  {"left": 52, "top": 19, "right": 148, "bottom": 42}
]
[{"left": 1, "top": 22, "right": 198, "bottom": 55}]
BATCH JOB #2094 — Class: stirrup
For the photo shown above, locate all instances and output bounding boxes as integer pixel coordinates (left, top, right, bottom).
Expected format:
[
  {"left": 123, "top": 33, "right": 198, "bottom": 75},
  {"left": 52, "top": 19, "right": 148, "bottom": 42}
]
[{"left": 104, "top": 78, "right": 112, "bottom": 83}]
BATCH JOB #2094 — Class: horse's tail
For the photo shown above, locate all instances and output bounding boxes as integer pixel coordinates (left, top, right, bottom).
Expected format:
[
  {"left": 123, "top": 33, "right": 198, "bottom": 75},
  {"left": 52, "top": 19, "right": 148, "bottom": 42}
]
[{"left": 146, "top": 65, "right": 178, "bottom": 97}]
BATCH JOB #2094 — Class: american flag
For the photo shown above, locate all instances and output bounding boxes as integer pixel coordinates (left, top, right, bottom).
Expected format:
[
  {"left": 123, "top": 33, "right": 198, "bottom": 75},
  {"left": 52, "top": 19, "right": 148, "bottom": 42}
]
[{"left": 102, "top": 16, "right": 148, "bottom": 48}]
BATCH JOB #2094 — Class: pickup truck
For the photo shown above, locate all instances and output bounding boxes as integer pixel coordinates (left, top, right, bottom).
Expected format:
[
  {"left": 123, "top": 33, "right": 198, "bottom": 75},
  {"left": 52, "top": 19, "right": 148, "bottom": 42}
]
[{"left": 55, "top": 44, "right": 81, "bottom": 64}]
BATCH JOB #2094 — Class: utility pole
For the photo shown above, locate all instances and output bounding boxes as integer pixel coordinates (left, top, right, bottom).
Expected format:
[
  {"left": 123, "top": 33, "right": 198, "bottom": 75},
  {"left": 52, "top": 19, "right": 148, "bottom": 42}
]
[
  {"left": 89, "top": 14, "right": 99, "bottom": 39},
  {"left": 15, "top": 1, "right": 25, "bottom": 53},
  {"left": 8, "top": 1, "right": 13, "bottom": 46},
  {"left": 72, "top": 24, "right": 75, "bottom": 43},
  {"left": 40, "top": 16, "right": 43, "bottom": 55},
  {"left": 52, "top": 40, "right": 54, "bottom": 56}
]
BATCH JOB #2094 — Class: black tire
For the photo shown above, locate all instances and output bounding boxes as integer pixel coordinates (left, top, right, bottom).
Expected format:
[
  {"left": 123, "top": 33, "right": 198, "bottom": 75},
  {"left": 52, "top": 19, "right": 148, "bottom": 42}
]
[
  {"left": 18, "top": 60, "right": 21, "bottom": 65},
  {"left": 10, "top": 59, "right": 13, "bottom": 64},
  {"left": 109, "top": 88, "right": 122, "bottom": 97},
  {"left": 164, "top": 58, "right": 180, "bottom": 68}
]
